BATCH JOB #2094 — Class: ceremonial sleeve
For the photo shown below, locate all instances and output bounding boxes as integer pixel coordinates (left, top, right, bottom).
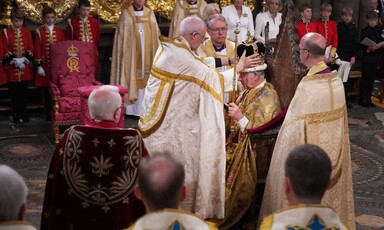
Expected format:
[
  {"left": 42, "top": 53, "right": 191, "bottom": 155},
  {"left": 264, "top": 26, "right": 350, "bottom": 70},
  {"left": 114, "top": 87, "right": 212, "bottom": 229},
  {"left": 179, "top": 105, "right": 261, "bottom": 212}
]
[
  {"left": 237, "top": 116, "right": 249, "bottom": 132},
  {"left": 0, "top": 32, "right": 4, "bottom": 64},
  {"left": 221, "top": 68, "right": 236, "bottom": 92},
  {"left": 203, "top": 57, "right": 216, "bottom": 69},
  {"left": 246, "top": 7, "right": 254, "bottom": 37},
  {"left": 34, "top": 28, "right": 43, "bottom": 66},
  {"left": 254, "top": 13, "right": 264, "bottom": 42},
  {"left": 65, "top": 19, "right": 74, "bottom": 40},
  {"left": 92, "top": 18, "right": 100, "bottom": 45},
  {"left": 330, "top": 21, "right": 338, "bottom": 57},
  {"left": 23, "top": 28, "right": 34, "bottom": 62}
]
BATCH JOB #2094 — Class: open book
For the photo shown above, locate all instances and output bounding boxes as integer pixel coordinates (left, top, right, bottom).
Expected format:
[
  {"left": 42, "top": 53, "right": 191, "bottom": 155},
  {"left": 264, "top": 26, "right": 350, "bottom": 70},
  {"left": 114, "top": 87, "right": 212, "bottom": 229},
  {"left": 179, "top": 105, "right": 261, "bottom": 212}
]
[{"left": 360, "top": 37, "right": 384, "bottom": 50}]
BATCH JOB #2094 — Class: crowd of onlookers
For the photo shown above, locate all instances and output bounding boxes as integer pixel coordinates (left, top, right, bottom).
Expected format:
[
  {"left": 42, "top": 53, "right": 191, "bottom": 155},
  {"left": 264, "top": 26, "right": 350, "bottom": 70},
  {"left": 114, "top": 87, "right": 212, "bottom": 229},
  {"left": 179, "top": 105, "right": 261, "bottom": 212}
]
[{"left": 0, "top": 0, "right": 383, "bottom": 122}]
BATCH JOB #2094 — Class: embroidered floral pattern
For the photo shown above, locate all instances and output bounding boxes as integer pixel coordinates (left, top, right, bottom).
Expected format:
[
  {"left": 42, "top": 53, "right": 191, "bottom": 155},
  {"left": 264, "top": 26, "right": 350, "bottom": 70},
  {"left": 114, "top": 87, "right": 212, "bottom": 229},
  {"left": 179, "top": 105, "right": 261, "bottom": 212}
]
[{"left": 63, "top": 127, "right": 143, "bottom": 211}]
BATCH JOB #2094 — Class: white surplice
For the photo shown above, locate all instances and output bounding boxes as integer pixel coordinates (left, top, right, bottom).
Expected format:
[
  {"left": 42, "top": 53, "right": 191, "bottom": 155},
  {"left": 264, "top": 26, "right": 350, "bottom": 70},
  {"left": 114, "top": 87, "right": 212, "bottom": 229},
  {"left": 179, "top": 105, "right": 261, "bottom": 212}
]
[{"left": 139, "top": 36, "right": 236, "bottom": 219}]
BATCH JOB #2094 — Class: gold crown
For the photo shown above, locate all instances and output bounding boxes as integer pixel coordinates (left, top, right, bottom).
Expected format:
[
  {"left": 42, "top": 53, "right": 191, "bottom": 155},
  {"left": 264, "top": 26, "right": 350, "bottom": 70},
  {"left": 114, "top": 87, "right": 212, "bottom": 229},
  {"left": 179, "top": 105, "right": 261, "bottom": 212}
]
[
  {"left": 237, "top": 32, "right": 265, "bottom": 65},
  {"left": 67, "top": 44, "right": 79, "bottom": 57}
]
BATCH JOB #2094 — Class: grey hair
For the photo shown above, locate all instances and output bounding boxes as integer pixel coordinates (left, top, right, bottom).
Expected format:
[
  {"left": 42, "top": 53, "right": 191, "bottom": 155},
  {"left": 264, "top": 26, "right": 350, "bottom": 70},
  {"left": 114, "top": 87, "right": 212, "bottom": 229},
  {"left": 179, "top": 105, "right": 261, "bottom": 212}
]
[
  {"left": 206, "top": 14, "right": 227, "bottom": 29},
  {"left": 179, "top": 15, "right": 206, "bottom": 36},
  {"left": 202, "top": 3, "right": 220, "bottom": 22},
  {"left": 0, "top": 165, "right": 28, "bottom": 221},
  {"left": 88, "top": 85, "right": 122, "bottom": 121}
]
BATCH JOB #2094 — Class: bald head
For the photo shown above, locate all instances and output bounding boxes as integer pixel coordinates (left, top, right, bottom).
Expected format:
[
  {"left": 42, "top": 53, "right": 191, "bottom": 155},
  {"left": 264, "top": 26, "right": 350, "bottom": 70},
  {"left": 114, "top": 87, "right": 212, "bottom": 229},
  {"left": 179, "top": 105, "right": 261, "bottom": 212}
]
[
  {"left": 299, "top": 33, "right": 326, "bottom": 67},
  {"left": 137, "top": 152, "right": 185, "bottom": 211},
  {"left": 301, "top": 33, "right": 326, "bottom": 56}
]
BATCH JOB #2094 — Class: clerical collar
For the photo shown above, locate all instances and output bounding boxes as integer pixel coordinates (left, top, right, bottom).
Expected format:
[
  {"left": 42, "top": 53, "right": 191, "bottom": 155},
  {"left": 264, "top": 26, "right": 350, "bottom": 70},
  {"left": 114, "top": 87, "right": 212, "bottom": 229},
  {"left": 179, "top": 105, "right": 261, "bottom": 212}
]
[
  {"left": 301, "top": 18, "right": 310, "bottom": 24},
  {"left": 133, "top": 5, "right": 144, "bottom": 11},
  {"left": 321, "top": 17, "right": 329, "bottom": 22},
  {"left": 214, "top": 44, "right": 226, "bottom": 52}
]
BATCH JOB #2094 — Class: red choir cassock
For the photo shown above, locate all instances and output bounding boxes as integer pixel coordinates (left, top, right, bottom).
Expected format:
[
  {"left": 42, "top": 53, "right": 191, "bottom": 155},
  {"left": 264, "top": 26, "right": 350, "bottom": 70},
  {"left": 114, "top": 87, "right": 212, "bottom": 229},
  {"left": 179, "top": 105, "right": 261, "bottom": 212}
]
[
  {"left": 297, "top": 20, "right": 318, "bottom": 40},
  {"left": 34, "top": 26, "right": 65, "bottom": 86},
  {"left": 2, "top": 27, "right": 34, "bottom": 82},
  {"left": 315, "top": 19, "right": 338, "bottom": 54},
  {"left": 65, "top": 16, "right": 100, "bottom": 73},
  {"left": 0, "top": 33, "right": 7, "bottom": 85}
]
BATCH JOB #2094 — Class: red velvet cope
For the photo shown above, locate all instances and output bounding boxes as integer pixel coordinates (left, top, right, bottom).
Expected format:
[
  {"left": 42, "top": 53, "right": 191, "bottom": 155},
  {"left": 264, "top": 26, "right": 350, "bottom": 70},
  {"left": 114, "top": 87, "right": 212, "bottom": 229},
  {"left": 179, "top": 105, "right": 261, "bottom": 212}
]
[
  {"left": 247, "top": 106, "right": 288, "bottom": 134},
  {"left": 41, "top": 125, "right": 148, "bottom": 230},
  {"left": 90, "top": 120, "right": 120, "bottom": 129}
]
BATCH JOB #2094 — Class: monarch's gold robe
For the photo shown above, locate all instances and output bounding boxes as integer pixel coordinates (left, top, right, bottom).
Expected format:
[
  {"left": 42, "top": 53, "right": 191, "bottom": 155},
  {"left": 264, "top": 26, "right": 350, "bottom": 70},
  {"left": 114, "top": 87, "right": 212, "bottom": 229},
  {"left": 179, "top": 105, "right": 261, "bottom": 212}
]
[
  {"left": 168, "top": 0, "right": 207, "bottom": 39},
  {"left": 110, "top": 4, "right": 160, "bottom": 103},
  {"left": 218, "top": 82, "right": 281, "bottom": 229},
  {"left": 259, "top": 61, "right": 355, "bottom": 229}
]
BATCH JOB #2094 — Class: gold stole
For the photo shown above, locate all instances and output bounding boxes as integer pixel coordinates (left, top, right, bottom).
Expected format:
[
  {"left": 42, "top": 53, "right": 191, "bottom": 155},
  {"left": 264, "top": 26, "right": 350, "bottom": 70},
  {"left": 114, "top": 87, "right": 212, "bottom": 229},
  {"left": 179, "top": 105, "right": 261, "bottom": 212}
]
[
  {"left": 128, "top": 6, "right": 153, "bottom": 88},
  {"left": 202, "top": 39, "right": 235, "bottom": 70},
  {"left": 183, "top": 0, "right": 202, "bottom": 17}
]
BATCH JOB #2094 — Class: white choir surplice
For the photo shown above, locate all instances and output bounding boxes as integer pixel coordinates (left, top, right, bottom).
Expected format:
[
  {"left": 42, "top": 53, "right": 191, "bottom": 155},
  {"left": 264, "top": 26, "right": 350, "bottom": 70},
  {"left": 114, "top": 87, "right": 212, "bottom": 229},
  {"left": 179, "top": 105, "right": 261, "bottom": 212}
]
[
  {"left": 125, "top": 10, "right": 145, "bottom": 116},
  {"left": 139, "top": 36, "right": 237, "bottom": 219}
]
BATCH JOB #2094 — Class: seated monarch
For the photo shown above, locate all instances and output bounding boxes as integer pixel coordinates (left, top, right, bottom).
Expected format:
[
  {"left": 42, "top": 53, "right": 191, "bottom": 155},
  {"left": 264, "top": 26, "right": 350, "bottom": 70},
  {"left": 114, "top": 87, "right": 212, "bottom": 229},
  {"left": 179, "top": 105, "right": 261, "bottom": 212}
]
[{"left": 218, "top": 35, "right": 282, "bottom": 229}]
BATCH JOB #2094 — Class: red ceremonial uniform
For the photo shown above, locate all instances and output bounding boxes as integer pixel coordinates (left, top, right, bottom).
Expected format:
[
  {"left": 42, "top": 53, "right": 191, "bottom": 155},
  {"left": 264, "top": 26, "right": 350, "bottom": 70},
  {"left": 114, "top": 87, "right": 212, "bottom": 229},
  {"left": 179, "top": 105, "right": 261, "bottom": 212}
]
[
  {"left": 0, "top": 33, "right": 7, "bottom": 85},
  {"left": 65, "top": 16, "right": 100, "bottom": 73},
  {"left": 315, "top": 19, "right": 338, "bottom": 49},
  {"left": 297, "top": 20, "right": 318, "bottom": 40},
  {"left": 2, "top": 27, "right": 34, "bottom": 82},
  {"left": 34, "top": 26, "right": 65, "bottom": 86}
]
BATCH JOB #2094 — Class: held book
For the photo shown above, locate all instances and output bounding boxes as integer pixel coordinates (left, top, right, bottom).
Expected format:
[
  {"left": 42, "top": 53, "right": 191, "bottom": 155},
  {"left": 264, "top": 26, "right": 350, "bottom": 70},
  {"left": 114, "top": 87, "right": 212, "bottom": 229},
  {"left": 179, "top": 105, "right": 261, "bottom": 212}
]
[{"left": 360, "top": 38, "right": 384, "bottom": 50}]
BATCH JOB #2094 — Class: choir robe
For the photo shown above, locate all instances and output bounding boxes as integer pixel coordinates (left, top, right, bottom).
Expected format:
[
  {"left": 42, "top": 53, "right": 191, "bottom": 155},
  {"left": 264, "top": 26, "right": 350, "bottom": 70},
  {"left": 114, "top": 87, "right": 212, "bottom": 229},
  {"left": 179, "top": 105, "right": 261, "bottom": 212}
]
[
  {"left": 2, "top": 27, "right": 34, "bottom": 82},
  {"left": 65, "top": 16, "right": 100, "bottom": 73},
  {"left": 34, "top": 25, "right": 65, "bottom": 86}
]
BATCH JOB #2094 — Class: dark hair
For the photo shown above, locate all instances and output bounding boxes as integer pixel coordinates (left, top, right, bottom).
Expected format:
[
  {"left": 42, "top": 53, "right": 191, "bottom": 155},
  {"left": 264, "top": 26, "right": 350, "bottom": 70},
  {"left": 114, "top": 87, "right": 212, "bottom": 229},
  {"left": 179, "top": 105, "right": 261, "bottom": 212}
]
[
  {"left": 366, "top": 10, "right": 379, "bottom": 20},
  {"left": 285, "top": 144, "right": 332, "bottom": 201},
  {"left": 42, "top": 7, "right": 56, "bottom": 17},
  {"left": 299, "top": 3, "right": 312, "bottom": 13},
  {"left": 305, "top": 39, "right": 325, "bottom": 56},
  {"left": 11, "top": 9, "right": 24, "bottom": 20},
  {"left": 138, "top": 151, "right": 185, "bottom": 210},
  {"left": 78, "top": 0, "right": 91, "bottom": 8}
]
